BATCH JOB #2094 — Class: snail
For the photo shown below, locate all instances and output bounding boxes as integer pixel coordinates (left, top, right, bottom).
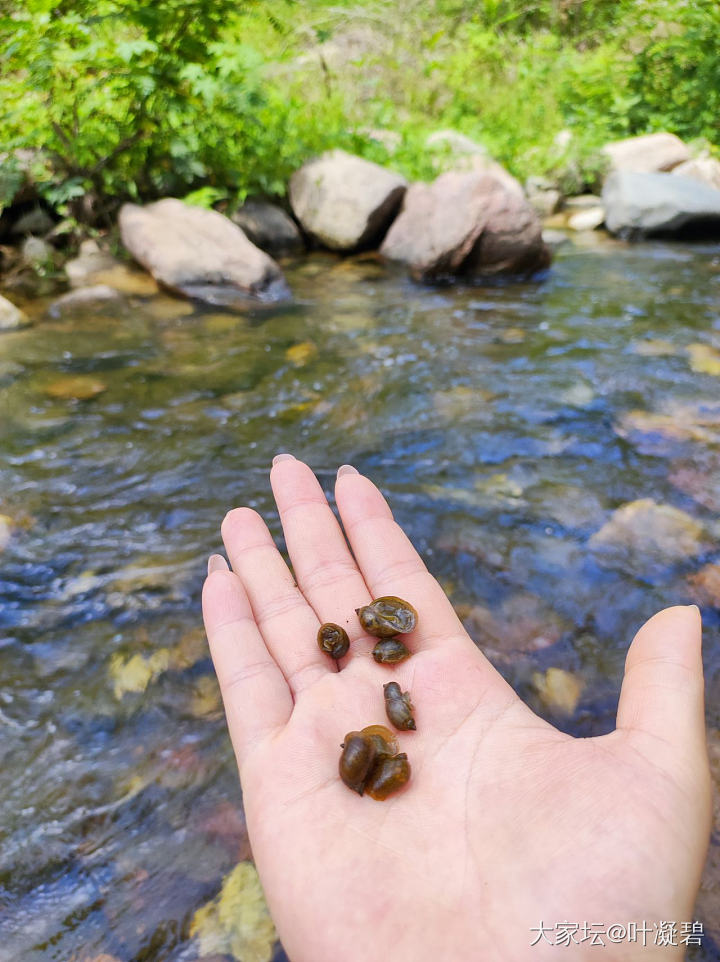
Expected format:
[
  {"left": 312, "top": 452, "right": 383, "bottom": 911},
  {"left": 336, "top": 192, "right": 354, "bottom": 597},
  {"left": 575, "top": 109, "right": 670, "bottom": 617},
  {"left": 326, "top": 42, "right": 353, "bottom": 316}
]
[
  {"left": 317, "top": 623, "right": 350, "bottom": 659},
  {"left": 372, "top": 638, "right": 411, "bottom": 664},
  {"left": 339, "top": 724, "right": 410, "bottom": 799},
  {"left": 383, "top": 681, "right": 416, "bottom": 730},
  {"left": 338, "top": 731, "right": 378, "bottom": 794},
  {"left": 356, "top": 596, "right": 418, "bottom": 638},
  {"left": 364, "top": 753, "right": 411, "bottom": 800}
]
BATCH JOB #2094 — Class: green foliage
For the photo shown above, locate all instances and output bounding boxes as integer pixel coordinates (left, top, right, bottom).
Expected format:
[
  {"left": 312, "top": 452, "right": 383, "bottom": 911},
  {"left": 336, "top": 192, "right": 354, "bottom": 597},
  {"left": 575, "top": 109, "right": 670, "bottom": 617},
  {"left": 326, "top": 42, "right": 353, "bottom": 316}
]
[
  {"left": 0, "top": 0, "right": 343, "bottom": 216},
  {"left": 0, "top": 0, "right": 718, "bottom": 219},
  {"left": 625, "top": 0, "right": 720, "bottom": 141}
]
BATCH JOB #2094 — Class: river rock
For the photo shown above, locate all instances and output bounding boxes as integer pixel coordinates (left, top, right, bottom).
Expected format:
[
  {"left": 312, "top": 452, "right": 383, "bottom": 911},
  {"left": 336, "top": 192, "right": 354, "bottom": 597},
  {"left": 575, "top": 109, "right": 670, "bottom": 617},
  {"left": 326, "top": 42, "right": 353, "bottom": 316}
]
[
  {"left": 65, "top": 239, "right": 158, "bottom": 295},
  {"left": 566, "top": 206, "right": 604, "bottom": 231},
  {"left": 0, "top": 514, "right": 12, "bottom": 551},
  {"left": 20, "top": 236, "right": 54, "bottom": 267},
  {"left": 289, "top": 150, "right": 407, "bottom": 251},
  {"left": 380, "top": 170, "right": 550, "bottom": 280},
  {"left": 119, "top": 198, "right": 288, "bottom": 304},
  {"left": 231, "top": 199, "right": 304, "bottom": 255},
  {"left": 0, "top": 293, "right": 28, "bottom": 330},
  {"left": 603, "top": 171, "right": 720, "bottom": 237},
  {"left": 602, "top": 132, "right": 690, "bottom": 174},
  {"left": 10, "top": 205, "right": 54, "bottom": 237},
  {"left": 426, "top": 129, "right": 488, "bottom": 157},
  {"left": 531, "top": 667, "right": 584, "bottom": 715},
  {"left": 589, "top": 498, "right": 707, "bottom": 569},
  {"left": 686, "top": 563, "right": 720, "bottom": 608},
  {"left": 48, "top": 285, "right": 124, "bottom": 317},
  {"left": 44, "top": 374, "right": 107, "bottom": 401},
  {"left": 672, "top": 156, "right": 720, "bottom": 191},
  {"left": 525, "top": 176, "right": 562, "bottom": 216}
]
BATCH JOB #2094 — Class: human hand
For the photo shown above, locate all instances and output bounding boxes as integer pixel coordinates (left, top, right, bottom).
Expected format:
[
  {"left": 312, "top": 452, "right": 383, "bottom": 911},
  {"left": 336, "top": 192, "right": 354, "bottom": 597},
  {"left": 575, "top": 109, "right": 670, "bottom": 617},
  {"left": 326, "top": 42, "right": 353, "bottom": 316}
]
[{"left": 202, "top": 457, "right": 711, "bottom": 961}]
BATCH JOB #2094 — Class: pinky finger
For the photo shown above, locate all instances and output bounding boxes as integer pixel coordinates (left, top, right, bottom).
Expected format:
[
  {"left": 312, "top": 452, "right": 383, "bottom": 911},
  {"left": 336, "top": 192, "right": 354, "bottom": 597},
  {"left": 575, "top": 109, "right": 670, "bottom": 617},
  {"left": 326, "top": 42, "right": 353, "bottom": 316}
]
[{"left": 202, "top": 560, "right": 292, "bottom": 768}]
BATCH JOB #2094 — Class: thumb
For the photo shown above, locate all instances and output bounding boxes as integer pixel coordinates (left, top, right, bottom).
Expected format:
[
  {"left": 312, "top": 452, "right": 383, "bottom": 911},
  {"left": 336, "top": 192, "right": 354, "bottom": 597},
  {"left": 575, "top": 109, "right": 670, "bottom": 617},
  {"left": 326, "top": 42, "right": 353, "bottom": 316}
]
[{"left": 616, "top": 605, "right": 706, "bottom": 760}]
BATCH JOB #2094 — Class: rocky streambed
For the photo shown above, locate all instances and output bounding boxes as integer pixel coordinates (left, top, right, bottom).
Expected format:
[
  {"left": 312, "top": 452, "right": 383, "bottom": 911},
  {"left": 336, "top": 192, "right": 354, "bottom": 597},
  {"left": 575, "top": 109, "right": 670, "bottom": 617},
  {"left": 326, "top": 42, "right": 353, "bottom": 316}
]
[{"left": 0, "top": 234, "right": 719, "bottom": 960}]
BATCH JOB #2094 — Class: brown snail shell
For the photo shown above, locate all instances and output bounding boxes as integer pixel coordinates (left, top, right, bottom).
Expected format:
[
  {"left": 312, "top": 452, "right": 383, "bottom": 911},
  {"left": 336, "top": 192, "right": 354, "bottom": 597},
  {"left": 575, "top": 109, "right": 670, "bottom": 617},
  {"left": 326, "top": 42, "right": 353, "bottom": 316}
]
[
  {"left": 360, "top": 724, "right": 399, "bottom": 757},
  {"left": 317, "top": 622, "right": 350, "bottom": 659},
  {"left": 383, "top": 682, "right": 416, "bottom": 731},
  {"left": 356, "top": 596, "right": 418, "bottom": 638},
  {"left": 372, "top": 638, "right": 411, "bottom": 664},
  {"left": 339, "top": 726, "right": 409, "bottom": 799},
  {"left": 364, "top": 753, "right": 411, "bottom": 800},
  {"left": 339, "top": 731, "right": 377, "bottom": 794}
]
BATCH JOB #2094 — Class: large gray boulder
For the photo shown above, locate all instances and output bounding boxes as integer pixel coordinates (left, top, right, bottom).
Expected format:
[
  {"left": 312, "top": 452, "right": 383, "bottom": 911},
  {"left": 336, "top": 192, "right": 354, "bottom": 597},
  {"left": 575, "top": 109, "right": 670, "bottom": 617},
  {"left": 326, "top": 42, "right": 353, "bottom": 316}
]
[
  {"left": 380, "top": 170, "right": 550, "bottom": 280},
  {"left": 603, "top": 171, "right": 720, "bottom": 237},
  {"left": 602, "top": 132, "right": 690, "bottom": 174},
  {"left": 119, "top": 198, "right": 288, "bottom": 305},
  {"left": 289, "top": 150, "right": 407, "bottom": 251},
  {"left": 231, "top": 199, "right": 304, "bottom": 255}
]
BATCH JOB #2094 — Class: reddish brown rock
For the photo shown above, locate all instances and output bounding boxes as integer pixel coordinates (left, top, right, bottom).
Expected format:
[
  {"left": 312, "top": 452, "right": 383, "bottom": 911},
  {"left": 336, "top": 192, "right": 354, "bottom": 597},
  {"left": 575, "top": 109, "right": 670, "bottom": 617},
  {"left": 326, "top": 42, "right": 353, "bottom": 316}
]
[
  {"left": 686, "top": 564, "right": 720, "bottom": 608},
  {"left": 459, "top": 592, "right": 567, "bottom": 658},
  {"left": 380, "top": 171, "right": 550, "bottom": 280},
  {"left": 119, "top": 198, "right": 288, "bottom": 305}
]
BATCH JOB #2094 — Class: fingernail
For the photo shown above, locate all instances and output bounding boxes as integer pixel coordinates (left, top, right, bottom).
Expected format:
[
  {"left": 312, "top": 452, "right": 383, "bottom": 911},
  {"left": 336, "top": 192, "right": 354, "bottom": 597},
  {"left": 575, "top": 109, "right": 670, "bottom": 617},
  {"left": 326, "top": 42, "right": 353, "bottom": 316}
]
[
  {"left": 337, "top": 464, "right": 359, "bottom": 478},
  {"left": 272, "top": 453, "right": 295, "bottom": 466},
  {"left": 208, "top": 554, "right": 229, "bottom": 574}
]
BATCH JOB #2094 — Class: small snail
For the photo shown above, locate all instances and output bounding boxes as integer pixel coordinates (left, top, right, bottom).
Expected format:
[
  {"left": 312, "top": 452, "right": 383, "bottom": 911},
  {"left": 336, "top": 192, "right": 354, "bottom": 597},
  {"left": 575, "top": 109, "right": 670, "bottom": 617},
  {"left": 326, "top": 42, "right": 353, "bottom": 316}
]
[
  {"left": 339, "top": 724, "right": 410, "bottom": 799},
  {"left": 372, "top": 638, "right": 411, "bottom": 665},
  {"left": 383, "top": 682, "right": 416, "bottom": 731},
  {"left": 356, "top": 596, "right": 418, "bottom": 638},
  {"left": 364, "top": 753, "right": 411, "bottom": 800},
  {"left": 317, "top": 623, "right": 350, "bottom": 659},
  {"left": 338, "top": 731, "right": 378, "bottom": 794}
]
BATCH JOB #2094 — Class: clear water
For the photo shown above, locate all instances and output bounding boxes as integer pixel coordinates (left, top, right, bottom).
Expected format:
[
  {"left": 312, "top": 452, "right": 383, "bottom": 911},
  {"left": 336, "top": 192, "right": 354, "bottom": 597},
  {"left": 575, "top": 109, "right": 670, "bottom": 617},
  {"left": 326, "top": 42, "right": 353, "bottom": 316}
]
[{"left": 1, "top": 237, "right": 719, "bottom": 960}]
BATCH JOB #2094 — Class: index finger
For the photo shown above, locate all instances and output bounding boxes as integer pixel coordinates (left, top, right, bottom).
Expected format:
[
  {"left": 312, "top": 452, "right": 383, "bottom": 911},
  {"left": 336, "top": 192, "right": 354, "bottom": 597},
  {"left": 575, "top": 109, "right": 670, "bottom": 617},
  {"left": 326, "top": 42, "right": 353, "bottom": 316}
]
[{"left": 334, "top": 468, "right": 473, "bottom": 653}]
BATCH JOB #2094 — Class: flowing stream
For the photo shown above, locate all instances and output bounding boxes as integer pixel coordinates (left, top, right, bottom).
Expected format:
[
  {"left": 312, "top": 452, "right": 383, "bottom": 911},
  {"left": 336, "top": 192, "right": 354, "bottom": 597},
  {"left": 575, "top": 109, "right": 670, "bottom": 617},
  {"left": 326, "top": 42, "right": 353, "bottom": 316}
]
[{"left": 1, "top": 235, "right": 719, "bottom": 960}]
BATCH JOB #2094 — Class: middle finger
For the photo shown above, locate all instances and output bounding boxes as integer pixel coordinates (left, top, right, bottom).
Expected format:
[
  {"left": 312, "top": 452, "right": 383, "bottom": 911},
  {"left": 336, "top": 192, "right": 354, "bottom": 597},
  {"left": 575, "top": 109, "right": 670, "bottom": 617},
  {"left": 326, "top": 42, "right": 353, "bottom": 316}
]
[{"left": 270, "top": 456, "right": 376, "bottom": 664}]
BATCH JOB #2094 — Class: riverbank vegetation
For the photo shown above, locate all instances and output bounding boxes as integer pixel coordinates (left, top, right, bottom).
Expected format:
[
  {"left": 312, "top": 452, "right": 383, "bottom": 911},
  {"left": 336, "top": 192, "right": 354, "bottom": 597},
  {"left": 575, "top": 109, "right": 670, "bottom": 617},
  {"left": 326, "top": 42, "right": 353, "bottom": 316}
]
[{"left": 2, "top": 0, "right": 719, "bottom": 222}]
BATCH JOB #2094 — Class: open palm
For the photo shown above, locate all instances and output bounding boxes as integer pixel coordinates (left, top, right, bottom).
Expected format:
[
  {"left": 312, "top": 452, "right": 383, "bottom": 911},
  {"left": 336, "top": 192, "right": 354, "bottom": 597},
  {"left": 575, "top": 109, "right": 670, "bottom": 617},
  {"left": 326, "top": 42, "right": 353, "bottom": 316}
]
[{"left": 202, "top": 457, "right": 711, "bottom": 962}]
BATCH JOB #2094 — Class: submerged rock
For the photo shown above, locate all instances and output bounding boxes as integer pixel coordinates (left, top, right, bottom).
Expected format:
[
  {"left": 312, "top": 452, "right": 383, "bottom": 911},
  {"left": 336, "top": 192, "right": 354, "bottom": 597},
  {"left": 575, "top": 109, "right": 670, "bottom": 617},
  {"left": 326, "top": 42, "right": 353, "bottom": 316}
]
[
  {"left": 603, "top": 171, "right": 720, "bottom": 237},
  {"left": 590, "top": 498, "right": 707, "bottom": 569},
  {"left": 687, "top": 563, "right": 720, "bottom": 608},
  {"left": 231, "top": 199, "right": 304, "bottom": 255},
  {"left": 688, "top": 343, "right": 720, "bottom": 376},
  {"left": 0, "top": 293, "right": 28, "bottom": 331},
  {"left": 0, "top": 514, "right": 12, "bottom": 551},
  {"left": 602, "top": 132, "right": 690, "bottom": 174},
  {"left": 43, "top": 374, "right": 107, "bottom": 400},
  {"left": 119, "top": 198, "right": 288, "bottom": 305},
  {"left": 670, "top": 453, "right": 720, "bottom": 513},
  {"left": 190, "top": 861, "right": 276, "bottom": 962},
  {"left": 289, "top": 149, "right": 407, "bottom": 251},
  {"left": 381, "top": 170, "right": 550, "bottom": 280},
  {"left": 48, "top": 284, "right": 124, "bottom": 317},
  {"left": 531, "top": 667, "right": 584, "bottom": 715},
  {"left": 460, "top": 592, "right": 568, "bottom": 658}
]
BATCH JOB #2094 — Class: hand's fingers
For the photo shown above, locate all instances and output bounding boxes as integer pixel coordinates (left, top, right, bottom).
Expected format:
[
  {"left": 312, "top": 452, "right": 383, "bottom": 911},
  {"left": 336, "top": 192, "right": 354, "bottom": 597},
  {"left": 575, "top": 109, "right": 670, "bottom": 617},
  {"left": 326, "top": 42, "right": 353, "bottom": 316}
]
[
  {"left": 616, "top": 605, "right": 707, "bottom": 763},
  {"left": 202, "top": 559, "right": 292, "bottom": 767},
  {"left": 270, "top": 457, "right": 374, "bottom": 662},
  {"left": 334, "top": 470, "right": 477, "bottom": 655},
  {"left": 221, "top": 506, "right": 330, "bottom": 696}
]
